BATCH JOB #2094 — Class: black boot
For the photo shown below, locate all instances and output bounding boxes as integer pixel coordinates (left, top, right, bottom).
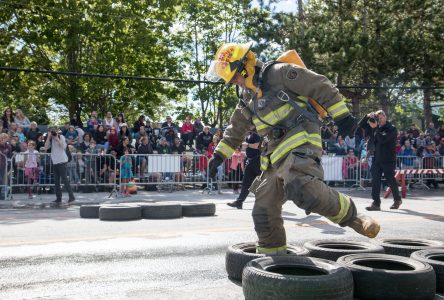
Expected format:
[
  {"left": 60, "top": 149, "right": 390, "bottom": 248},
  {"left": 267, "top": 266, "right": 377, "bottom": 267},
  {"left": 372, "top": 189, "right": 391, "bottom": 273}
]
[
  {"left": 390, "top": 200, "right": 402, "bottom": 209},
  {"left": 227, "top": 200, "right": 243, "bottom": 209},
  {"left": 365, "top": 203, "right": 381, "bottom": 211}
]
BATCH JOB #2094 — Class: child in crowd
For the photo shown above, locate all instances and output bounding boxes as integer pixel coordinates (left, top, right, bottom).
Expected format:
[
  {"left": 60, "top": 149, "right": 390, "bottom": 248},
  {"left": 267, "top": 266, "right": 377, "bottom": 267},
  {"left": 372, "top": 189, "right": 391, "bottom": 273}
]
[
  {"left": 198, "top": 149, "right": 209, "bottom": 181},
  {"left": 76, "top": 152, "right": 85, "bottom": 184},
  {"left": 120, "top": 148, "right": 133, "bottom": 197},
  {"left": 84, "top": 140, "right": 98, "bottom": 184},
  {"left": 229, "top": 146, "right": 245, "bottom": 194},
  {"left": 16, "top": 127, "right": 26, "bottom": 143},
  {"left": 66, "top": 146, "right": 80, "bottom": 184},
  {"left": 65, "top": 125, "right": 79, "bottom": 148},
  {"left": 24, "top": 140, "right": 40, "bottom": 199}
]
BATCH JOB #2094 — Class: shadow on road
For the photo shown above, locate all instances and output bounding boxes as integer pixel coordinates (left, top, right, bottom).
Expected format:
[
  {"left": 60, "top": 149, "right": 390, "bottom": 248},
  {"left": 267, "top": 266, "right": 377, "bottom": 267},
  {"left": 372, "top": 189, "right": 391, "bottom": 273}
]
[
  {"left": 283, "top": 213, "right": 346, "bottom": 235},
  {"left": 383, "top": 208, "right": 444, "bottom": 223}
]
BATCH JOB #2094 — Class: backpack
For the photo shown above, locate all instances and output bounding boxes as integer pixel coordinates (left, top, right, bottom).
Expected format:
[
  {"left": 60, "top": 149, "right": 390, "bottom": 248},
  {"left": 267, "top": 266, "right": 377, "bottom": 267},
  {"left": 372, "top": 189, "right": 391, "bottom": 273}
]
[{"left": 276, "top": 50, "right": 328, "bottom": 119}]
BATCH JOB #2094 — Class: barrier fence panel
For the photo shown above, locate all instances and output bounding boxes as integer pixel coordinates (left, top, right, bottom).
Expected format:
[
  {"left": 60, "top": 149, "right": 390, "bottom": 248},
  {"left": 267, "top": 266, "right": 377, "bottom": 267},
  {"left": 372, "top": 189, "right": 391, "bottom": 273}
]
[
  {"left": 0, "top": 153, "right": 9, "bottom": 200},
  {"left": 4, "top": 152, "right": 443, "bottom": 198},
  {"left": 321, "top": 155, "right": 361, "bottom": 188},
  {"left": 9, "top": 152, "right": 118, "bottom": 198},
  {"left": 418, "top": 156, "right": 444, "bottom": 186},
  {"left": 215, "top": 156, "right": 244, "bottom": 192},
  {"left": 119, "top": 154, "right": 210, "bottom": 195}
]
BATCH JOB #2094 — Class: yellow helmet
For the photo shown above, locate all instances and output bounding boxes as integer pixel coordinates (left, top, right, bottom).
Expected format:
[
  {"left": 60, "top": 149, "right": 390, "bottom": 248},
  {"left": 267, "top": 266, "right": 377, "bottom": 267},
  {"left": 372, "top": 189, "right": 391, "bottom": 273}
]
[{"left": 206, "top": 42, "right": 253, "bottom": 84}]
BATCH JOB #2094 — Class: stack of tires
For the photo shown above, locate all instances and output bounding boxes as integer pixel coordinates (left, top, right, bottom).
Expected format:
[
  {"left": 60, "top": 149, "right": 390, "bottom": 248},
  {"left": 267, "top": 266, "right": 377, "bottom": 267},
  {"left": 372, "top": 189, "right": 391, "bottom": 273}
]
[
  {"left": 227, "top": 238, "right": 444, "bottom": 300},
  {"left": 79, "top": 202, "right": 216, "bottom": 221}
]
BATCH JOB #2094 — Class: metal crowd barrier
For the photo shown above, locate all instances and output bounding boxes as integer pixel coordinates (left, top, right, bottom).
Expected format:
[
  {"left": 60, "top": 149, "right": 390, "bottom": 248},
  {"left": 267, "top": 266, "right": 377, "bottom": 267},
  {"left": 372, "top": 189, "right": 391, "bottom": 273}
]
[
  {"left": 0, "top": 153, "right": 9, "bottom": 200},
  {"left": 9, "top": 152, "right": 118, "bottom": 198},
  {"left": 118, "top": 153, "right": 209, "bottom": 194},
  {"left": 2, "top": 152, "right": 443, "bottom": 200}
]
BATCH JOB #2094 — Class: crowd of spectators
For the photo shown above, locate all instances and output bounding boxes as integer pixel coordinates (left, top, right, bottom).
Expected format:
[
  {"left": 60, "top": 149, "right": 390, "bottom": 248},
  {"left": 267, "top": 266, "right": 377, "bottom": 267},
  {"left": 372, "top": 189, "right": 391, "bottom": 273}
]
[
  {"left": 321, "top": 120, "right": 444, "bottom": 186},
  {"left": 1, "top": 106, "right": 444, "bottom": 198},
  {"left": 0, "top": 107, "right": 230, "bottom": 195}
]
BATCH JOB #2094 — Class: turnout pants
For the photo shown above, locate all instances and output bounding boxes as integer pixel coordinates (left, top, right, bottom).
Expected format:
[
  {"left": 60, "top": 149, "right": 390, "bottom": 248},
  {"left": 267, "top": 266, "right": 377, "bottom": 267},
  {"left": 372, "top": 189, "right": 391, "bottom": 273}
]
[
  {"left": 249, "top": 151, "right": 357, "bottom": 252},
  {"left": 237, "top": 156, "right": 261, "bottom": 202},
  {"left": 370, "top": 162, "right": 401, "bottom": 206}
]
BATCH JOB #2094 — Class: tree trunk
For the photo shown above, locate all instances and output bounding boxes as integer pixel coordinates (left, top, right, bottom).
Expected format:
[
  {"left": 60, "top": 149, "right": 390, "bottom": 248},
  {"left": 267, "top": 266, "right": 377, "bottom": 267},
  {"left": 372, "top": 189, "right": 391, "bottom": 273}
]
[
  {"left": 66, "top": 0, "right": 81, "bottom": 122},
  {"left": 423, "top": 88, "right": 432, "bottom": 125},
  {"left": 423, "top": 56, "right": 433, "bottom": 126}
]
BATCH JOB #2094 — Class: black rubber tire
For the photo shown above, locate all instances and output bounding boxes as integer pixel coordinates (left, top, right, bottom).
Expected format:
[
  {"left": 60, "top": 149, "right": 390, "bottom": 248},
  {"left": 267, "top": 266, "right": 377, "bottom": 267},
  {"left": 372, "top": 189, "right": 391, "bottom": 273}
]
[
  {"left": 242, "top": 255, "right": 353, "bottom": 300},
  {"left": 99, "top": 205, "right": 142, "bottom": 221},
  {"left": 337, "top": 253, "right": 436, "bottom": 300},
  {"left": 141, "top": 203, "right": 182, "bottom": 219},
  {"left": 375, "top": 238, "right": 444, "bottom": 257},
  {"left": 304, "top": 239, "right": 385, "bottom": 261},
  {"left": 79, "top": 205, "right": 101, "bottom": 218},
  {"left": 225, "top": 242, "right": 309, "bottom": 282},
  {"left": 182, "top": 203, "right": 216, "bottom": 217},
  {"left": 411, "top": 249, "right": 444, "bottom": 292}
]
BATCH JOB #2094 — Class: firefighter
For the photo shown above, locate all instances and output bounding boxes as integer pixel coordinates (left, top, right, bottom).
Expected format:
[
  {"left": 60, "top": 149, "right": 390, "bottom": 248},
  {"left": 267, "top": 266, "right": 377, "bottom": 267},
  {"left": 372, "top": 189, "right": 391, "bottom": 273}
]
[{"left": 206, "top": 42, "right": 380, "bottom": 255}]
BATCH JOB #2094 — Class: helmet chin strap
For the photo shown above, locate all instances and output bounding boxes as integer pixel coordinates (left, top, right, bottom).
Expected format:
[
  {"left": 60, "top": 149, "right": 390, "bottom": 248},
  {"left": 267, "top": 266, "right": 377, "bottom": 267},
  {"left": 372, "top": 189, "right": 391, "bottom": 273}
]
[{"left": 243, "top": 51, "right": 263, "bottom": 98}]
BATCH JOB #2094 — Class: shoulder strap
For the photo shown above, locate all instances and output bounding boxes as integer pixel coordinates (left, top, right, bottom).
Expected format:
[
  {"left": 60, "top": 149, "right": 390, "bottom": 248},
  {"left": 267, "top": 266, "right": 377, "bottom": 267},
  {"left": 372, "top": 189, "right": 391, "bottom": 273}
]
[{"left": 255, "top": 61, "right": 321, "bottom": 126}]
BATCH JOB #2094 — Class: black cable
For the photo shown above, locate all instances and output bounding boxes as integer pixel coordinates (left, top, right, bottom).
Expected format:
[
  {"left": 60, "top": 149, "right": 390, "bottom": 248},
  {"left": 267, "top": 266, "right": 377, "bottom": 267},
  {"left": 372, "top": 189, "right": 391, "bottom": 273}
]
[
  {"left": 0, "top": 66, "right": 221, "bottom": 85},
  {"left": 0, "top": 66, "right": 443, "bottom": 90}
]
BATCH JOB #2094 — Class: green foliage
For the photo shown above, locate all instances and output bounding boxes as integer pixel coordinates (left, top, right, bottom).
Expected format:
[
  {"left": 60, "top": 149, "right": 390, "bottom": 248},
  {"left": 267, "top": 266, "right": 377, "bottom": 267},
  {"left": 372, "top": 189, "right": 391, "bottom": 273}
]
[
  {"left": 0, "top": 0, "right": 180, "bottom": 124},
  {"left": 0, "top": 0, "right": 442, "bottom": 128}
]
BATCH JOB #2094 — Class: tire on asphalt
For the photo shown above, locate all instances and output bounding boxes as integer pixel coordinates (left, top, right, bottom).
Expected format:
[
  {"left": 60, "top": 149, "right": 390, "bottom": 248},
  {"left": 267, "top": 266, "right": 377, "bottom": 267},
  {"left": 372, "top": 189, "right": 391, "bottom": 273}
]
[
  {"left": 411, "top": 249, "right": 444, "bottom": 292},
  {"left": 337, "top": 253, "right": 436, "bottom": 300},
  {"left": 141, "top": 203, "right": 182, "bottom": 219},
  {"left": 375, "top": 238, "right": 444, "bottom": 257},
  {"left": 225, "top": 242, "right": 309, "bottom": 282},
  {"left": 182, "top": 203, "right": 216, "bottom": 217},
  {"left": 304, "top": 239, "right": 385, "bottom": 261},
  {"left": 99, "top": 205, "right": 142, "bottom": 221},
  {"left": 80, "top": 204, "right": 101, "bottom": 218},
  {"left": 242, "top": 255, "right": 354, "bottom": 300}
]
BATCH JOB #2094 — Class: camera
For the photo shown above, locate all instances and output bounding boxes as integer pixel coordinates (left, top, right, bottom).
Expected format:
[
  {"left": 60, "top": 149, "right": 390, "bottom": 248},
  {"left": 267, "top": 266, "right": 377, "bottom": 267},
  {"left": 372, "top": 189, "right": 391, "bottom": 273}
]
[{"left": 51, "top": 130, "right": 58, "bottom": 136}]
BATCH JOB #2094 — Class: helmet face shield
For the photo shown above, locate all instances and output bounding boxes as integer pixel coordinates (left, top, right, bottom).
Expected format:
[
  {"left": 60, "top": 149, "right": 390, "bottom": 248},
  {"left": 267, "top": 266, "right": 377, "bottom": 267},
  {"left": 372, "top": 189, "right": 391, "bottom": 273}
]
[
  {"left": 205, "top": 60, "right": 232, "bottom": 83},
  {"left": 205, "top": 42, "right": 253, "bottom": 84}
]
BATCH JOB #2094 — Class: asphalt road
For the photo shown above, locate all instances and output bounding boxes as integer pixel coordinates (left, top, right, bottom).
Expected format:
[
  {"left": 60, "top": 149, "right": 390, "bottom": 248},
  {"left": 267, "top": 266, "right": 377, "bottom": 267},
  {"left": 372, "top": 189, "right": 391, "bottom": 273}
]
[{"left": 1, "top": 188, "right": 444, "bottom": 299}]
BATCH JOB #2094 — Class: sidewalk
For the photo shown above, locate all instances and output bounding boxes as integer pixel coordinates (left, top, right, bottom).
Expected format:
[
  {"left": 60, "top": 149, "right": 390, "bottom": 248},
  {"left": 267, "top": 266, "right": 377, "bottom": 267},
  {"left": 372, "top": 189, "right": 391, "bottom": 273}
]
[
  {"left": 1, "top": 186, "right": 443, "bottom": 210},
  {"left": 0, "top": 188, "right": 243, "bottom": 209}
]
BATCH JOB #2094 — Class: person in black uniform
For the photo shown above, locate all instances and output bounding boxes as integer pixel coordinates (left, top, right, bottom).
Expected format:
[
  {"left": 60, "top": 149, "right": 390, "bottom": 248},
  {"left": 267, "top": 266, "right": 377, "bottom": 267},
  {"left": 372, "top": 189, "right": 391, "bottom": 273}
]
[
  {"left": 227, "top": 130, "right": 261, "bottom": 209},
  {"left": 360, "top": 110, "right": 402, "bottom": 211}
]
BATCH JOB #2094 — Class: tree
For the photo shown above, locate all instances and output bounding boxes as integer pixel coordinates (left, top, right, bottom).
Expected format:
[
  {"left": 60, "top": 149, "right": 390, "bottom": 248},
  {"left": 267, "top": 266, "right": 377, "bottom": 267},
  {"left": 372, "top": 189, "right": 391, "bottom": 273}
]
[{"left": 0, "top": 0, "right": 180, "bottom": 124}]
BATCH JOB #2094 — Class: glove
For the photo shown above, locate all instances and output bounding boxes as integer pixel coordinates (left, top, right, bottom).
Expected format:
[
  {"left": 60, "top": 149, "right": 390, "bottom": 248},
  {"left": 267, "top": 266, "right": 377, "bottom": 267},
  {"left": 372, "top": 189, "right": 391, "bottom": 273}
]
[
  {"left": 336, "top": 115, "right": 358, "bottom": 138},
  {"left": 208, "top": 153, "right": 224, "bottom": 179}
]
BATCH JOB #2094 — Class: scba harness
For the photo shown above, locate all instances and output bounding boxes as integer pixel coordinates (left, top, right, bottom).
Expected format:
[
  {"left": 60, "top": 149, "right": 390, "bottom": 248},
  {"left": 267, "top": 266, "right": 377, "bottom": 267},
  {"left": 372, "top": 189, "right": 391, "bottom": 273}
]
[{"left": 243, "top": 61, "right": 322, "bottom": 139}]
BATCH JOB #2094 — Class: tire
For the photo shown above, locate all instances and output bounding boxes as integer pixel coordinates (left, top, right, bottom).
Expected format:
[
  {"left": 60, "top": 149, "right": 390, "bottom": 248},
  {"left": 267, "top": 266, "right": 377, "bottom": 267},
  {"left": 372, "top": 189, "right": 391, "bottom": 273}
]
[
  {"left": 375, "top": 238, "right": 444, "bottom": 257},
  {"left": 225, "top": 243, "right": 309, "bottom": 282},
  {"left": 141, "top": 203, "right": 182, "bottom": 219},
  {"left": 99, "top": 205, "right": 142, "bottom": 221},
  {"left": 304, "top": 239, "right": 385, "bottom": 261},
  {"left": 79, "top": 205, "right": 101, "bottom": 218},
  {"left": 337, "top": 253, "right": 436, "bottom": 300},
  {"left": 411, "top": 249, "right": 444, "bottom": 292},
  {"left": 182, "top": 203, "right": 216, "bottom": 217},
  {"left": 242, "top": 255, "right": 353, "bottom": 300}
]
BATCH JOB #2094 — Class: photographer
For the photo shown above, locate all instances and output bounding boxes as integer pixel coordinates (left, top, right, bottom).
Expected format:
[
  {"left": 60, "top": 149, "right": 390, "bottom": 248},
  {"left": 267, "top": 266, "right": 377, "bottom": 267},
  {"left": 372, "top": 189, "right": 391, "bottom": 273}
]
[
  {"left": 359, "top": 110, "right": 401, "bottom": 211},
  {"left": 44, "top": 127, "right": 75, "bottom": 204}
]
